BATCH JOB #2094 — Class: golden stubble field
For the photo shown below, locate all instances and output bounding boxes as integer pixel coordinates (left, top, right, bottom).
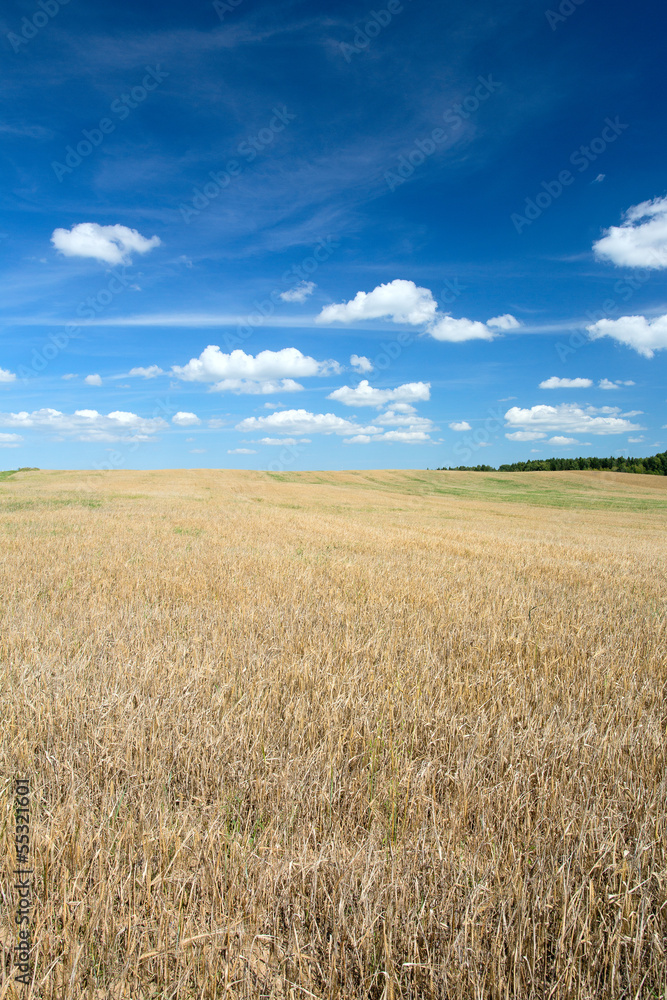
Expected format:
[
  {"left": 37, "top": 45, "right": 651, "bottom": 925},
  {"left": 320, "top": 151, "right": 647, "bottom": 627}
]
[{"left": 1, "top": 467, "right": 666, "bottom": 999}]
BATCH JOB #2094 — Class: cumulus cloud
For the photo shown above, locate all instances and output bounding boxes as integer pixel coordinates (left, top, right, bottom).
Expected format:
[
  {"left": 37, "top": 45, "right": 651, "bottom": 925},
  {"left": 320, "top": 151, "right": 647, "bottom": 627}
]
[
  {"left": 548, "top": 436, "right": 579, "bottom": 446},
  {"left": 228, "top": 448, "right": 256, "bottom": 454},
  {"left": 427, "top": 315, "right": 495, "bottom": 342},
  {"left": 449, "top": 420, "right": 471, "bottom": 431},
  {"left": 318, "top": 279, "right": 437, "bottom": 325},
  {"left": 236, "top": 409, "right": 379, "bottom": 438},
  {"left": 343, "top": 434, "right": 373, "bottom": 445},
  {"left": 84, "top": 374, "right": 102, "bottom": 386},
  {"left": 373, "top": 408, "right": 434, "bottom": 430},
  {"left": 382, "top": 429, "right": 431, "bottom": 443},
  {"left": 129, "top": 365, "right": 164, "bottom": 378},
  {"left": 51, "top": 223, "right": 161, "bottom": 265},
  {"left": 236, "top": 404, "right": 435, "bottom": 445},
  {"left": 587, "top": 314, "right": 667, "bottom": 358},
  {"left": 506, "top": 431, "right": 547, "bottom": 442},
  {"left": 593, "top": 196, "right": 667, "bottom": 269},
  {"left": 0, "top": 368, "right": 16, "bottom": 383},
  {"left": 172, "top": 347, "right": 340, "bottom": 392},
  {"left": 539, "top": 376, "right": 592, "bottom": 389},
  {"left": 258, "top": 437, "right": 311, "bottom": 446},
  {"left": 504, "top": 403, "right": 643, "bottom": 436},
  {"left": 211, "top": 378, "right": 304, "bottom": 395},
  {"left": 327, "top": 379, "right": 430, "bottom": 408},
  {"left": 598, "top": 378, "right": 619, "bottom": 390},
  {"left": 487, "top": 314, "right": 521, "bottom": 330},
  {"left": 350, "top": 354, "right": 374, "bottom": 373},
  {"left": 0, "top": 408, "right": 167, "bottom": 442},
  {"left": 172, "top": 412, "right": 200, "bottom": 427},
  {"left": 628, "top": 436, "right": 645, "bottom": 443},
  {"left": 279, "top": 281, "right": 316, "bottom": 303},
  {"left": 317, "top": 279, "right": 519, "bottom": 344},
  {"left": 0, "top": 432, "right": 22, "bottom": 447}
]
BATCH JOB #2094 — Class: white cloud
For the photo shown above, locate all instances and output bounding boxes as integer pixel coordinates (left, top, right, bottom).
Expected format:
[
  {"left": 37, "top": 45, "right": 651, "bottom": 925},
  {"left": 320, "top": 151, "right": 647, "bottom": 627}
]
[
  {"left": 616, "top": 380, "right": 635, "bottom": 386},
  {"left": 373, "top": 409, "right": 434, "bottom": 430},
  {"left": 236, "top": 409, "right": 379, "bottom": 438},
  {"left": 279, "top": 281, "right": 315, "bottom": 303},
  {"left": 598, "top": 378, "right": 619, "bottom": 390},
  {"left": 236, "top": 400, "right": 436, "bottom": 445},
  {"left": 129, "top": 365, "right": 164, "bottom": 379},
  {"left": 62, "top": 373, "right": 77, "bottom": 380},
  {"left": 51, "top": 223, "right": 161, "bottom": 265},
  {"left": 487, "top": 314, "right": 521, "bottom": 331},
  {"left": 84, "top": 374, "right": 102, "bottom": 386},
  {"left": 504, "top": 403, "right": 643, "bottom": 436},
  {"left": 593, "top": 196, "right": 667, "bottom": 269},
  {"left": 190, "top": 448, "right": 206, "bottom": 454},
  {"left": 317, "top": 279, "right": 437, "bottom": 325},
  {"left": 172, "top": 346, "right": 339, "bottom": 390},
  {"left": 628, "top": 436, "right": 645, "bottom": 443},
  {"left": 587, "top": 314, "right": 667, "bottom": 358},
  {"left": 207, "top": 418, "right": 225, "bottom": 429},
  {"left": 327, "top": 379, "right": 430, "bottom": 408},
  {"left": 0, "top": 368, "right": 16, "bottom": 383},
  {"left": 506, "top": 431, "right": 547, "bottom": 442},
  {"left": 228, "top": 448, "right": 256, "bottom": 455},
  {"left": 427, "top": 314, "right": 495, "bottom": 342},
  {"left": 0, "top": 408, "right": 166, "bottom": 442},
  {"left": 317, "top": 279, "right": 517, "bottom": 344},
  {"left": 382, "top": 429, "right": 431, "bottom": 443},
  {"left": 343, "top": 434, "right": 373, "bottom": 444},
  {"left": 539, "top": 376, "right": 592, "bottom": 389},
  {"left": 210, "top": 378, "right": 304, "bottom": 395},
  {"left": 350, "top": 354, "right": 374, "bottom": 373},
  {"left": 449, "top": 421, "right": 471, "bottom": 431},
  {"left": 548, "top": 436, "right": 579, "bottom": 446},
  {"left": 0, "top": 432, "right": 22, "bottom": 447},
  {"left": 172, "top": 412, "right": 201, "bottom": 427},
  {"left": 258, "top": 437, "right": 311, "bottom": 446}
]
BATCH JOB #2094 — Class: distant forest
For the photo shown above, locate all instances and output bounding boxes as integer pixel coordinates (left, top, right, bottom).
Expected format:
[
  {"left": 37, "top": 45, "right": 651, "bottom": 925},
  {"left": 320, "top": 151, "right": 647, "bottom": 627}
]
[{"left": 440, "top": 450, "right": 667, "bottom": 475}]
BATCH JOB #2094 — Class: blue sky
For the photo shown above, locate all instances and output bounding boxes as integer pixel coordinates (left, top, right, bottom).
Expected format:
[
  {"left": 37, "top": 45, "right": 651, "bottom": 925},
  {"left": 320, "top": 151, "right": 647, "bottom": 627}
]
[{"left": 1, "top": 0, "right": 666, "bottom": 471}]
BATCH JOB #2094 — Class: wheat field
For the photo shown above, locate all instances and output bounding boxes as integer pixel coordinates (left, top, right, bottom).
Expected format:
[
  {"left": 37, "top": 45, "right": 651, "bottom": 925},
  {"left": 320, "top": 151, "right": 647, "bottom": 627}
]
[{"left": 1, "top": 467, "right": 666, "bottom": 999}]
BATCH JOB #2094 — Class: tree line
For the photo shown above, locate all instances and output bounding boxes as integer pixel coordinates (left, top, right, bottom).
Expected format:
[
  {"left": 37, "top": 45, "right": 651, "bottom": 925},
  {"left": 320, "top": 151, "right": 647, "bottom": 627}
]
[{"left": 439, "top": 450, "right": 667, "bottom": 475}]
